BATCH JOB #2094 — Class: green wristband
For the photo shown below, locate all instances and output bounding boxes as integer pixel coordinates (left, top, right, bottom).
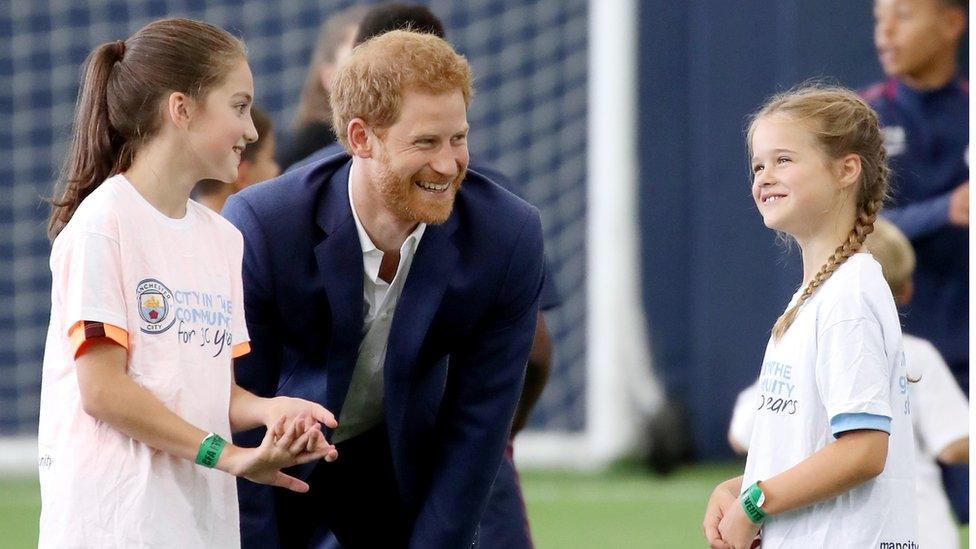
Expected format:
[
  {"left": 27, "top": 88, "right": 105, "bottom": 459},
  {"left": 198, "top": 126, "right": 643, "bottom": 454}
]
[
  {"left": 740, "top": 481, "right": 767, "bottom": 524},
  {"left": 195, "top": 432, "right": 226, "bottom": 468}
]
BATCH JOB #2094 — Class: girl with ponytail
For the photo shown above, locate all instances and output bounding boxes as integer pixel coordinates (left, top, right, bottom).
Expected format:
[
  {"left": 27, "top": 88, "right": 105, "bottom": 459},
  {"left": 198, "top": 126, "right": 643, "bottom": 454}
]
[
  {"left": 40, "top": 18, "right": 338, "bottom": 548},
  {"left": 702, "top": 85, "right": 919, "bottom": 549}
]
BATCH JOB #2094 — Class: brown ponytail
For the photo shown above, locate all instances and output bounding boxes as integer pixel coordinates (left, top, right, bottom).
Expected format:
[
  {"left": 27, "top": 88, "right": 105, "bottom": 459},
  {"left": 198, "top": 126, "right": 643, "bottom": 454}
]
[
  {"left": 746, "top": 85, "right": 890, "bottom": 340},
  {"left": 48, "top": 18, "right": 247, "bottom": 240},
  {"left": 48, "top": 42, "right": 125, "bottom": 240}
]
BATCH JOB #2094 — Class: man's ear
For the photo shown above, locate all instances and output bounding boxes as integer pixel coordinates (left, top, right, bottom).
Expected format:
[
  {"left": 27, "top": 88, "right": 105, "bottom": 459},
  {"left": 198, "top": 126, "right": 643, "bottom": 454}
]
[
  {"left": 347, "top": 118, "right": 373, "bottom": 159},
  {"left": 941, "top": 5, "right": 967, "bottom": 43},
  {"left": 167, "top": 91, "right": 195, "bottom": 130},
  {"left": 836, "top": 153, "right": 862, "bottom": 189}
]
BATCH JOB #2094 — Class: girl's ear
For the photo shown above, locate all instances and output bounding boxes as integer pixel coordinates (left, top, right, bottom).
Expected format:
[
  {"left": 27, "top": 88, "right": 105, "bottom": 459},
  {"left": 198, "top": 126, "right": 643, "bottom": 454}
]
[
  {"left": 167, "top": 91, "right": 195, "bottom": 130},
  {"left": 835, "top": 153, "right": 862, "bottom": 189},
  {"left": 941, "top": 5, "right": 967, "bottom": 43}
]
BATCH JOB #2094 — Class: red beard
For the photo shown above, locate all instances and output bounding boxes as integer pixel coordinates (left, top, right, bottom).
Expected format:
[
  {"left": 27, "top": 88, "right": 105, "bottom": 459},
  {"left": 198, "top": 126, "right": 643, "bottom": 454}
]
[{"left": 373, "top": 145, "right": 465, "bottom": 225}]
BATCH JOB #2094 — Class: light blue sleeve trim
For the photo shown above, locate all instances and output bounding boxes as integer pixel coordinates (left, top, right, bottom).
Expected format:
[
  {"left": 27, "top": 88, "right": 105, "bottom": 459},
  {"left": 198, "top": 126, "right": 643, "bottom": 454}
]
[{"left": 830, "top": 412, "right": 891, "bottom": 438}]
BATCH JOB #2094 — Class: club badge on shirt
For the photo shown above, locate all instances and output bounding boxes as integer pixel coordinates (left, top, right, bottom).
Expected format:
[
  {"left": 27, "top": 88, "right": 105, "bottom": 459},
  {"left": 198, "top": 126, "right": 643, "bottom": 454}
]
[
  {"left": 137, "top": 278, "right": 176, "bottom": 334},
  {"left": 882, "top": 126, "right": 906, "bottom": 157}
]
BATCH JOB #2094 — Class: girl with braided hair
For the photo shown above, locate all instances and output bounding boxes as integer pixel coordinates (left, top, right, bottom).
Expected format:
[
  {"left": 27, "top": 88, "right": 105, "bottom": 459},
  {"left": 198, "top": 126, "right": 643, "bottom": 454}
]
[{"left": 702, "top": 85, "right": 919, "bottom": 549}]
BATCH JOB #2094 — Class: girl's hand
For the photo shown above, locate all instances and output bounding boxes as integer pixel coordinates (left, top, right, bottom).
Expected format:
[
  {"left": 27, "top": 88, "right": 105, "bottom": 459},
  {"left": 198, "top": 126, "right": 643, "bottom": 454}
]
[
  {"left": 222, "top": 414, "right": 331, "bottom": 493},
  {"left": 703, "top": 480, "right": 738, "bottom": 549},
  {"left": 717, "top": 495, "right": 761, "bottom": 549},
  {"left": 264, "top": 396, "right": 339, "bottom": 462}
]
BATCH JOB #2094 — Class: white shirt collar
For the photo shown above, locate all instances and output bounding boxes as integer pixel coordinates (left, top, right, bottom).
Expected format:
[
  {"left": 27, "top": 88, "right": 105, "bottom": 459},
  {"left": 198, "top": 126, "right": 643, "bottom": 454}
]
[{"left": 347, "top": 168, "right": 427, "bottom": 285}]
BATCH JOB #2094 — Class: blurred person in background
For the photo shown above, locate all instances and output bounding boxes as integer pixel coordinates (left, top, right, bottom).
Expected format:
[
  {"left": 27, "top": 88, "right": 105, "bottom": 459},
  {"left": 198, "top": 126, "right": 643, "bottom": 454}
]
[
  {"left": 285, "top": 2, "right": 446, "bottom": 177},
  {"left": 865, "top": 0, "right": 969, "bottom": 524},
  {"left": 193, "top": 106, "right": 280, "bottom": 213},
  {"left": 728, "top": 217, "right": 969, "bottom": 549},
  {"left": 224, "top": 30, "right": 545, "bottom": 548},
  {"left": 293, "top": 7, "right": 559, "bottom": 547},
  {"left": 276, "top": 5, "right": 368, "bottom": 171}
]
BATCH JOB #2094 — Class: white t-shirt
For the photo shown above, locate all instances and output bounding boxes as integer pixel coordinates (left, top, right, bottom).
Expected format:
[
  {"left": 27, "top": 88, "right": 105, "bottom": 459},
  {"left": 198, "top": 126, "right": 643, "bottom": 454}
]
[
  {"left": 38, "top": 174, "right": 250, "bottom": 548},
  {"left": 730, "top": 334, "right": 966, "bottom": 548},
  {"left": 741, "top": 253, "right": 918, "bottom": 548},
  {"left": 903, "top": 334, "right": 968, "bottom": 549}
]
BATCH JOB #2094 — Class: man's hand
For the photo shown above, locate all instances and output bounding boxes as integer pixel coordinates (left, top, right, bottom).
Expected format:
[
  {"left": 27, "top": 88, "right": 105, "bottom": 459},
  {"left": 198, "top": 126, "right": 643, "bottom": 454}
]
[
  {"left": 264, "top": 396, "right": 339, "bottom": 462},
  {"left": 703, "top": 478, "right": 738, "bottom": 549},
  {"left": 949, "top": 181, "right": 969, "bottom": 226},
  {"left": 221, "top": 414, "right": 331, "bottom": 493}
]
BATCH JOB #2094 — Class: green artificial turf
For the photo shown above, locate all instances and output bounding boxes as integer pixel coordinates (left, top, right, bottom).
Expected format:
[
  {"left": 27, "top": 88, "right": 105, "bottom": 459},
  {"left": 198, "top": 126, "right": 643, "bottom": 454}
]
[{"left": 0, "top": 463, "right": 967, "bottom": 548}]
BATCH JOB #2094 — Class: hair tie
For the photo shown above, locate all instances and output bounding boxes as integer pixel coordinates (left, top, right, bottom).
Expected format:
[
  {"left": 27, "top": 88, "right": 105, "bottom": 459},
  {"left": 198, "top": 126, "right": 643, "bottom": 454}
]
[{"left": 114, "top": 40, "right": 126, "bottom": 59}]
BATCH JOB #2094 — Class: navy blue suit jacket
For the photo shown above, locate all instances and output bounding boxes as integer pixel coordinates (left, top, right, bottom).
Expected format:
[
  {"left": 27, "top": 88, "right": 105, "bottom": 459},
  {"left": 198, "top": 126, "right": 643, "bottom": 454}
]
[
  {"left": 293, "top": 143, "right": 562, "bottom": 311},
  {"left": 223, "top": 152, "right": 545, "bottom": 548}
]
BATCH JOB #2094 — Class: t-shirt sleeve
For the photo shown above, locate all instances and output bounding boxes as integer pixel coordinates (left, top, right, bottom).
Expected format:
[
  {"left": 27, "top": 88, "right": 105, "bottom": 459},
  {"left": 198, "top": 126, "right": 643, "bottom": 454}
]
[
  {"left": 228, "top": 229, "right": 251, "bottom": 359},
  {"left": 907, "top": 339, "right": 969, "bottom": 456},
  {"left": 816, "top": 314, "right": 893, "bottom": 438},
  {"left": 68, "top": 320, "right": 129, "bottom": 358},
  {"left": 55, "top": 230, "right": 129, "bottom": 357}
]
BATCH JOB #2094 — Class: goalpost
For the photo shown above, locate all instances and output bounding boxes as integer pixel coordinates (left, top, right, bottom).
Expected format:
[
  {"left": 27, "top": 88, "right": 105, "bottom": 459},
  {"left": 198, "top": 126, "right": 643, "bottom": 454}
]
[{"left": 513, "top": 0, "right": 662, "bottom": 470}]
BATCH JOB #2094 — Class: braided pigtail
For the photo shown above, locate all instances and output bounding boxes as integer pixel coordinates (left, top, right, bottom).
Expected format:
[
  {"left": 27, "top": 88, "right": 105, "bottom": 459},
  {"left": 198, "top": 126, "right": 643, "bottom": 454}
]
[{"left": 751, "top": 84, "right": 890, "bottom": 341}]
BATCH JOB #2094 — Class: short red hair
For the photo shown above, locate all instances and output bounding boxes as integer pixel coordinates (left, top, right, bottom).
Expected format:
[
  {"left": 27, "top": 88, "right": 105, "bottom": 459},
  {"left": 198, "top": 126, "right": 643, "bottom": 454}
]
[{"left": 330, "top": 30, "right": 473, "bottom": 151}]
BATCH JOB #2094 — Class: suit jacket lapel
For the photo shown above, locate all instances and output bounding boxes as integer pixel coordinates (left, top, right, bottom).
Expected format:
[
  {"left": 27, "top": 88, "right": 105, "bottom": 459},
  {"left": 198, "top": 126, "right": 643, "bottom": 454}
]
[
  {"left": 312, "top": 161, "right": 365, "bottom": 417},
  {"left": 384, "top": 215, "right": 459, "bottom": 445}
]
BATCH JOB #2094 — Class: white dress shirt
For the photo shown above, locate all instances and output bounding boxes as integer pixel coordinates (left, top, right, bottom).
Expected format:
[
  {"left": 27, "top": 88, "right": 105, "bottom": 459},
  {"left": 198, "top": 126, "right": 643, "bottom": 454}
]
[{"left": 332, "top": 173, "right": 426, "bottom": 443}]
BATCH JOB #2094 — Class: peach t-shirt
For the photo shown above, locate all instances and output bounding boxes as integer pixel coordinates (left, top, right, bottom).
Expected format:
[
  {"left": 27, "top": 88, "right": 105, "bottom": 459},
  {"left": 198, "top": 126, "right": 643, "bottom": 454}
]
[{"left": 38, "top": 174, "right": 249, "bottom": 548}]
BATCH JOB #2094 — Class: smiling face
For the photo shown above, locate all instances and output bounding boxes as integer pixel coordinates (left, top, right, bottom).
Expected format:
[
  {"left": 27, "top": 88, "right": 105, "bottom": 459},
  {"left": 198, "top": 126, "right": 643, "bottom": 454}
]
[
  {"left": 750, "top": 115, "right": 849, "bottom": 239},
  {"left": 873, "top": 0, "right": 962, "bottom": 81},
  {"left": 186, "top": 59, "right": 258, "bottom": 183},
  {"left": 366, "top": 88, "right": 469, "bottom": 225}
]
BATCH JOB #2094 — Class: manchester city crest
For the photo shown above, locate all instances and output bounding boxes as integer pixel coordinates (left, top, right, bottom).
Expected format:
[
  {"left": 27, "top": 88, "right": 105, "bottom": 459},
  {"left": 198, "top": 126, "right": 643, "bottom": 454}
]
[{"left": 137, "top": 278, "right": 175, "bottom": 334}]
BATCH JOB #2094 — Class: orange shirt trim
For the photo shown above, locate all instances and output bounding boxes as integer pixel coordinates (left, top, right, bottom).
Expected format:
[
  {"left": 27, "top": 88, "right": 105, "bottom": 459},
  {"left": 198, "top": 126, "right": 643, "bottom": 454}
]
[
  {"left": 68, "top": 321, "right": 128, "bottom": 359},
  {"left": 232, "top": 341, "right": 251, "bottom": 359}
]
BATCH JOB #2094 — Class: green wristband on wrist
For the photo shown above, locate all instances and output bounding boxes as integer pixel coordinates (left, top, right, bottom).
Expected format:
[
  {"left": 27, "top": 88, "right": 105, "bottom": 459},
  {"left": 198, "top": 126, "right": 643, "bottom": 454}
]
[
  {"left": 195, "top": 432, "right": 226, "bottom": 468},
  {"left": 740, "top": 481, "right": 767, "bottom": 524}
]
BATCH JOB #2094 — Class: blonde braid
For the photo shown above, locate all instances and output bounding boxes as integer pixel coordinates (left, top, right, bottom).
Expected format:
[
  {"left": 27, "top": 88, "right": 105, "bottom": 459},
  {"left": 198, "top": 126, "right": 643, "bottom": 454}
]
[{"left": 772, "top": 234, "right": 859, "bottom": 340}]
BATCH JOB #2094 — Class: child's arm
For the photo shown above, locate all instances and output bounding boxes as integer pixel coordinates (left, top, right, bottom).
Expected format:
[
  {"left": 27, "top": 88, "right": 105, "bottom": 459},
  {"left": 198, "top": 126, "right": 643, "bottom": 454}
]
[
  {"left": 76, "top": 339, "right": 328, "bottom": 492},
  {"left": 227, "top": 375, "right": 337, "bottom": 432},
  {"left": 937, "top": 437, "right": 969, "bottom": 464},
  {"left": 227, "top": 380, "right": 340, "bottom": 462},
  {"left": 882, "top": 180, "right": 968, "bottom": 239},
  {"left": 753, "top": 429, "right": 887, "bottom": 512},
  {"left": 718, "top": 429, "right": 888, "bottom": 547}
]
